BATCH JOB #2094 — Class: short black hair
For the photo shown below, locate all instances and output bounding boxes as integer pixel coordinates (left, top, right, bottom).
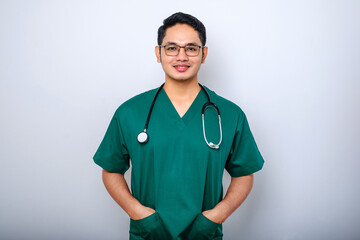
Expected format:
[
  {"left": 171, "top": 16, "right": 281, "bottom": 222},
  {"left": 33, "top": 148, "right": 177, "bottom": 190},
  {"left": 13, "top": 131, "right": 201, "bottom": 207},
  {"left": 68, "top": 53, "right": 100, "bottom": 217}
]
[{"left": 157, "top": 12, "right": 206, "bottom": 46}]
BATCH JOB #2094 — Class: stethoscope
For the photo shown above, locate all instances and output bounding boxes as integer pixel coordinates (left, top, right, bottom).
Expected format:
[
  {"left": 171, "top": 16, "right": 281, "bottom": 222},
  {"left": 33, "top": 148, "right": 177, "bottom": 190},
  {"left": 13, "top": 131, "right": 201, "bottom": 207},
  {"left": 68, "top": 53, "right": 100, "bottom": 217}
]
[{"left": 137, "top": 83, "right": 222, "bottom": 149}]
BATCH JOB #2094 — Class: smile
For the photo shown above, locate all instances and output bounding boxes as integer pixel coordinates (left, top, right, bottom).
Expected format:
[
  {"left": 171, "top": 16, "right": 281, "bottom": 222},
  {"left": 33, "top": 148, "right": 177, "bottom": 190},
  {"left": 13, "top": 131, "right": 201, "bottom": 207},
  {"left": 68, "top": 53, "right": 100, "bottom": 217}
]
[{"left": 174, "top": 64, "right": 190, "bottom": 72}]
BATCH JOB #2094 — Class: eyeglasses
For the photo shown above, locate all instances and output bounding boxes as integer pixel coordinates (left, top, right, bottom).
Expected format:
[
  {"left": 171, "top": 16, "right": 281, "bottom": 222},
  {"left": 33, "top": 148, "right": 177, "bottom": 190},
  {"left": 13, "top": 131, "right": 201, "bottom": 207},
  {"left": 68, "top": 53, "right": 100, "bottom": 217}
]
[{"left": 159, "top": 44, "right": 204, "bottom": 56}]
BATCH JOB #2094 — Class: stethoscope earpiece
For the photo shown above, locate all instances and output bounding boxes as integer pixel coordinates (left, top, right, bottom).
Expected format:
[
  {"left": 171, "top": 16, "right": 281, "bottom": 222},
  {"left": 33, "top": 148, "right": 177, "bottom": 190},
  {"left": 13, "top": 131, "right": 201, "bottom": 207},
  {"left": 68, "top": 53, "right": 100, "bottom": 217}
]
[
  {"left": 137, "top": 83, "right": 222, "bottom": 149},
  {"left": 208, "top": 142, "right": 220, "bottom": 149}
]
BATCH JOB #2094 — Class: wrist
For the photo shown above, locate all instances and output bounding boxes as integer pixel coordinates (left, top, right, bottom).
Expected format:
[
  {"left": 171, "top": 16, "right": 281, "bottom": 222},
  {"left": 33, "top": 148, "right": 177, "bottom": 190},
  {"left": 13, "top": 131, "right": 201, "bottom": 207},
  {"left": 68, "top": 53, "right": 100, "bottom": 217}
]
[
  {"left": 128, "top": 203, "right": 155, "bottom": 220},
  {"left": 127, "top": 201, "right": 146, "bottom": 219},
  {"left": 212, "top": 202, "right": 231, "bottom": 223},
  {"left": 203, "top": 208, "right": 225, "bottom": 224}
]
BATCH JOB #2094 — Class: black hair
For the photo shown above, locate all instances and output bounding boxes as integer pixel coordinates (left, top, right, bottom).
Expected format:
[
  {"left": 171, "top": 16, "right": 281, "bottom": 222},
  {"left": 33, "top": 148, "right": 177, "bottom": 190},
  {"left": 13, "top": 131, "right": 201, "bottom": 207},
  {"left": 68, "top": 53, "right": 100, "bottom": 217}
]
[{"left": 157, "top": 12, "right": 206, "bottom": 46}]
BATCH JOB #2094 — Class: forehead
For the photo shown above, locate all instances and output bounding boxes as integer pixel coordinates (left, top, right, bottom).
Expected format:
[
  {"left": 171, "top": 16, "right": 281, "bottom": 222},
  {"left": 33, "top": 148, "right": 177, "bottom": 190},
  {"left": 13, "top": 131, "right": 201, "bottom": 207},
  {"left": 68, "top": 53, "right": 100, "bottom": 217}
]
[{"left": 162, "top": 24, "right": 202, "bottom": 45}]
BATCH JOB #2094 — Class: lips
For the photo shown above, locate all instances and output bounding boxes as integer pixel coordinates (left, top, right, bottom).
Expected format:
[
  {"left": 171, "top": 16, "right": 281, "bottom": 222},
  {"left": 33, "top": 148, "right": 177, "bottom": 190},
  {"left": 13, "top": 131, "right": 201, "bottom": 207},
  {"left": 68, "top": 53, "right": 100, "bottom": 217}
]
[{"left": 174, "top": 64, "right": 190, "bottom": 72}]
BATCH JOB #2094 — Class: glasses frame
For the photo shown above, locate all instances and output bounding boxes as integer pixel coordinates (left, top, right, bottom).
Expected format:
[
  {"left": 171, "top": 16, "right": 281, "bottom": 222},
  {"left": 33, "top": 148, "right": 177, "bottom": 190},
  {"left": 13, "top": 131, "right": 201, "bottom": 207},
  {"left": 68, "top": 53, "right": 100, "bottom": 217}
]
[{"left": 159, "top": 44, "right": 205, "bottom": 57}]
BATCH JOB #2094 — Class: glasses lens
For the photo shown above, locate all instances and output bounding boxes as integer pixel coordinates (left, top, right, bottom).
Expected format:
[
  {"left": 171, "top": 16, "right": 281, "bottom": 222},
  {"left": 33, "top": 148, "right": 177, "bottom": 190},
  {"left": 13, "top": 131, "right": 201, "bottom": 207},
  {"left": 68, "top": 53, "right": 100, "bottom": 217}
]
[
  {"left": 165, "top": 45, "right": 179, "bottom": 56},
  {"left": 185, "top": 45, "right": 200, "bottom": 56}
]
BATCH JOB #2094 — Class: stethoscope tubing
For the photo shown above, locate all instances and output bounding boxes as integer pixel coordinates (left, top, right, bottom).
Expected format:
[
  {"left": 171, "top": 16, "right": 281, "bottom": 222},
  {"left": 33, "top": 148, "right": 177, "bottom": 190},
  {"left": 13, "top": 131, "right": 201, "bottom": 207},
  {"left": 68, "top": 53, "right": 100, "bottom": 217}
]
[
  {"left": 143, "top": 83, "right": 165, "bottom": 132},
  {"left": 137, "top": 83, "right": 222, "bottom": 149}
]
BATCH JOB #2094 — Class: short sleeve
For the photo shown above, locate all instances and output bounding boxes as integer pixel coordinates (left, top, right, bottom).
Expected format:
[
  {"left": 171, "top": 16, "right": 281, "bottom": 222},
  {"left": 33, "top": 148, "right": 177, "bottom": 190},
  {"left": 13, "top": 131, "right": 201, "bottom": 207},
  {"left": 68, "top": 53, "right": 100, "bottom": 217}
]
[
  {"left": 93, "top": 111, "right": 130, "bottom": 174},
  {"left": 225, "top": 113, "right": 264, "bottom": 177}
]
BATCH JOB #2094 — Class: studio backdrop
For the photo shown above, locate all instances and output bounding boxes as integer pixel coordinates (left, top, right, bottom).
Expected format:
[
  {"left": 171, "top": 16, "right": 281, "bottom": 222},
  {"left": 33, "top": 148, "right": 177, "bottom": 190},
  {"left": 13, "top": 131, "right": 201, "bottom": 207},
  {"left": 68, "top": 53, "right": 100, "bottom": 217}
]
[{"left": 0, "top": 0, "right": 359, "bottom": 239}]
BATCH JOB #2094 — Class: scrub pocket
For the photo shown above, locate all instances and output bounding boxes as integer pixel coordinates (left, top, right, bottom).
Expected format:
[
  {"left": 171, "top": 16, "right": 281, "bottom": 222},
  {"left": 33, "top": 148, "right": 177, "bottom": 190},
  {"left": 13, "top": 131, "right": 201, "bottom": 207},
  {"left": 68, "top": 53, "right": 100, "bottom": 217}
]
[
  {"left": 179, "top": 213, "right": 222, "bottom": 240},
  {"left": 129, "top": 212, "right": 172, "bottom": 240}
]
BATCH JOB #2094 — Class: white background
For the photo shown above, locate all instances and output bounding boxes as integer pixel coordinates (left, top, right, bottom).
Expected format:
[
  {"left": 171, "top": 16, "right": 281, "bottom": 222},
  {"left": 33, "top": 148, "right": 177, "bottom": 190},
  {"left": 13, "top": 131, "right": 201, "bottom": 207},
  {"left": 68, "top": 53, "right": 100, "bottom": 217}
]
[{"left": 1, "top": 0, "right": 359, "bottom": 239}]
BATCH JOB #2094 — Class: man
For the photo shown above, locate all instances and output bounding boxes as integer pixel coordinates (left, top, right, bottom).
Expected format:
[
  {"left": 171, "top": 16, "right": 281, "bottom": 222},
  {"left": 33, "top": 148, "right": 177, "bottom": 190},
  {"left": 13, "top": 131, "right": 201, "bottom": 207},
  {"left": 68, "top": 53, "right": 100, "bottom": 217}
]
[{"left": 94, "top": 12, "right": 264, "bottom": 240}]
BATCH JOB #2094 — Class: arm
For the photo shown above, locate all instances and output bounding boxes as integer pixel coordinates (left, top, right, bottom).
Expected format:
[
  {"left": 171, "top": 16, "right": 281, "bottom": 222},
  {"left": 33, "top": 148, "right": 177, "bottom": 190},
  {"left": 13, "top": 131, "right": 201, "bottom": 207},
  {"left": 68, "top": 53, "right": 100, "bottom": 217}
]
[
  {"left": 202, "top": 174, "right": 254, "bottom": 224},
  {"left": 102, "top": 169, "right": 155, "bottom": 220}
]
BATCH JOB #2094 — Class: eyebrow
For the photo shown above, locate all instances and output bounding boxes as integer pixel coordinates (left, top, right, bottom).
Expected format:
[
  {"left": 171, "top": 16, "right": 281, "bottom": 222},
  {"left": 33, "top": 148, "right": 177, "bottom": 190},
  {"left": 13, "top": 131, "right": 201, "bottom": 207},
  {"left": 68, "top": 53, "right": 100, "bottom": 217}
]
[{"left": 164, "top": 41, "right": 201, "bottom": 46}]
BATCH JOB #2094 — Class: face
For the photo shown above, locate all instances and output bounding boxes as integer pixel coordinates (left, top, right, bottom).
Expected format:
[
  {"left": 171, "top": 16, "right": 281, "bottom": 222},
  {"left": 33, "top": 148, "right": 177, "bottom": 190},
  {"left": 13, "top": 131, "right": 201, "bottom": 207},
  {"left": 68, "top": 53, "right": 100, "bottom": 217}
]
[{"left": 155, "top": 24, "right": 208, "bottom": 83}]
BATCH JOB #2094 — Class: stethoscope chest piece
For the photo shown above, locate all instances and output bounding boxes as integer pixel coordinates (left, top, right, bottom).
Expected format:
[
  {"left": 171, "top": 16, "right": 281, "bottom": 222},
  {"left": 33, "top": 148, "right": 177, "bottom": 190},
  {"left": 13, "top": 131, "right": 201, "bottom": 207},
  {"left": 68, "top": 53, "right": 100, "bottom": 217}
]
[{"left": 137, "top": 131, "right": 149, "bottom": 144}]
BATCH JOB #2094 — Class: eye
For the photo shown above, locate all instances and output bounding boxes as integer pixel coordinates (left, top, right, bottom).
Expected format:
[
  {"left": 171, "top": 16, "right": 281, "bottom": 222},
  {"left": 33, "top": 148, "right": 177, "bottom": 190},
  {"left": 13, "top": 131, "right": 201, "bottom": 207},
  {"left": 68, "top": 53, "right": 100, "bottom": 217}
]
[
  {"left": 166, "top": 45, "right": 178, "bottom": 51},
  {"left": 186, "top": 46, "right": 198, "bottom": 52}
]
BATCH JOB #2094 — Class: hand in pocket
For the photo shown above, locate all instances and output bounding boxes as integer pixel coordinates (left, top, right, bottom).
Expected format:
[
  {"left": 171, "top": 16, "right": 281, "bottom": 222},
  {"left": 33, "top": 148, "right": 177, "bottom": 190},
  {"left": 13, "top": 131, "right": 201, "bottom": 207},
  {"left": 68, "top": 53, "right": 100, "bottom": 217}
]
[
  {"left": 130, "top": 212, "right": 172, "bottom": 240},
  {"left": 179, "top": 213, "right": 221, "bottom": 240}
]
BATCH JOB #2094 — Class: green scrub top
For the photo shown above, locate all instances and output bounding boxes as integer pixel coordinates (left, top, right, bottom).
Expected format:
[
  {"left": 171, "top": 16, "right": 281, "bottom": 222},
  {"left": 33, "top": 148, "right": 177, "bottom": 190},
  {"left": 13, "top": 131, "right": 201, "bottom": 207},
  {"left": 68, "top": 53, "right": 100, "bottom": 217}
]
[{"left": 94, "top": 86, "right": 264, "bottom": 240}]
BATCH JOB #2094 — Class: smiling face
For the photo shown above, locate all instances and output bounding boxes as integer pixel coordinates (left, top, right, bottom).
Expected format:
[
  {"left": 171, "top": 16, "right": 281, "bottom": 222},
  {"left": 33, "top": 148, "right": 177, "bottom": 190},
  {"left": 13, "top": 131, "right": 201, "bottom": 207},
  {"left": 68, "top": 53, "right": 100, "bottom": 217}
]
[{"left": 155, "top": 24, "right": 208, "bottom": 83}]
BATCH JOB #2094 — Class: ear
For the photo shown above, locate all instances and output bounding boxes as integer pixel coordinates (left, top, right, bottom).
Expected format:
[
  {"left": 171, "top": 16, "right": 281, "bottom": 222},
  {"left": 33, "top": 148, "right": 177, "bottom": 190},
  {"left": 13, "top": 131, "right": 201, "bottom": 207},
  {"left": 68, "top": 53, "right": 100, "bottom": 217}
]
[
  {"left": 201, "top": 46, "right": 208, "bottom": 64},
  {"left": 155, "top": 46, "right": 161, "bottom": 63}
]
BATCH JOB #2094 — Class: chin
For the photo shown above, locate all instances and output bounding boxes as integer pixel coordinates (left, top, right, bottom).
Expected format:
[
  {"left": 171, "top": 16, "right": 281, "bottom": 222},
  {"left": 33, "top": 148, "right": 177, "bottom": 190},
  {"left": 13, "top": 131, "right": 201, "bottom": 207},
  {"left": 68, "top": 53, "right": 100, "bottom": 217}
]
[
  {"left": 165, "top": 69, "right": 198, "bottom": 82},
  {"left": 171, "top": 74, "right": 197, "bottom": 82},
  {"left": 171, "top": 78, "right": 195, "bottom": 82}
]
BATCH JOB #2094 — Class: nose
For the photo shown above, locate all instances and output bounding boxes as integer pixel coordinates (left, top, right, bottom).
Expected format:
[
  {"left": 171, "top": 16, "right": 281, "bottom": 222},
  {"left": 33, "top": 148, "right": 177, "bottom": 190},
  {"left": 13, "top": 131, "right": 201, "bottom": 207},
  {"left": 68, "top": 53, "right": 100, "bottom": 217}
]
[{"left": 176, "top": 47, "right": 189, "bottom": 61}]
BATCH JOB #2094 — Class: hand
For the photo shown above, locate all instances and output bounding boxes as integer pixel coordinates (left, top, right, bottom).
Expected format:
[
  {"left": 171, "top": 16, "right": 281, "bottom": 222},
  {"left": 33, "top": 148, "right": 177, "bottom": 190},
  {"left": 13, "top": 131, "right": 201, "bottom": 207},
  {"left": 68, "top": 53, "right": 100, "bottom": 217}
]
[
  {"left": 202, "top": 209, "right": 224, "bottom": 224},
  {"left": 130, "top": 205, "right": 156, "bottom": 220}
]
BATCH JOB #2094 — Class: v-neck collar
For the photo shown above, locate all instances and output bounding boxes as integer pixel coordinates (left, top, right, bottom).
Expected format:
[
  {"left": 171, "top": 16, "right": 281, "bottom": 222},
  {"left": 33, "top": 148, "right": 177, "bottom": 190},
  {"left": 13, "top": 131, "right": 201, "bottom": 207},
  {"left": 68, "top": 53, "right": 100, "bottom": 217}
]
[{"left": 159, "top": 87, "right": 207, "bottom": 125}]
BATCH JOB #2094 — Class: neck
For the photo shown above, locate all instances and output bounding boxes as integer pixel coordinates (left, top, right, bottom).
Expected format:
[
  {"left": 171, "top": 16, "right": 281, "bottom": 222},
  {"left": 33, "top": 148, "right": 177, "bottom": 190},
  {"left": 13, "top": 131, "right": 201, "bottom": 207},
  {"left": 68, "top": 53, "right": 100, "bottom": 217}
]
[{"left": 163, "top": 78, "right": 201, "bottom": 100}]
